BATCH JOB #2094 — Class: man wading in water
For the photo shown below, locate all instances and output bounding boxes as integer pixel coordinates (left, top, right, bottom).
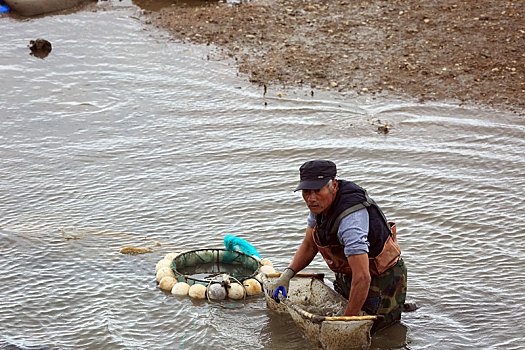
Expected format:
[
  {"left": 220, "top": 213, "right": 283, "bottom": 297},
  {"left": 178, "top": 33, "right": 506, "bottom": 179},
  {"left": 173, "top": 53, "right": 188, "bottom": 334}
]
[{"left": 266, "top": 160, "right": 407, "bottom": 331}]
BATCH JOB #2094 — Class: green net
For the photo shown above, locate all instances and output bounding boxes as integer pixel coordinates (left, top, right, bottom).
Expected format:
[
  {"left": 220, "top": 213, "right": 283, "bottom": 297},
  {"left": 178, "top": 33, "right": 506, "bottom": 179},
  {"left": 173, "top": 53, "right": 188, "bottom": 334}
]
[{"left": 171, "top": 249, "right": 260, "bottom": 285}]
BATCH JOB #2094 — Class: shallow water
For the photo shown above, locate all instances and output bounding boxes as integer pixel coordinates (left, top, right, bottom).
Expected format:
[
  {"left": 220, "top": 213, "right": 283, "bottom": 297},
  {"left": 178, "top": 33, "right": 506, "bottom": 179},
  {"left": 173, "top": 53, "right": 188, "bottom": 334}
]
[{"left": 1, "top": 1, "right": 524, "bottom": 349}]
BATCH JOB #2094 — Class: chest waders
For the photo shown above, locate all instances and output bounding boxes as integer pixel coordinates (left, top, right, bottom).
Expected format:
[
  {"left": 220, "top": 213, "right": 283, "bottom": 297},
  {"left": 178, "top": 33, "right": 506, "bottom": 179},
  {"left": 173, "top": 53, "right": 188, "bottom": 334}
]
[{"left": 314, "top": 189, "right": 407, "bottom": 332}]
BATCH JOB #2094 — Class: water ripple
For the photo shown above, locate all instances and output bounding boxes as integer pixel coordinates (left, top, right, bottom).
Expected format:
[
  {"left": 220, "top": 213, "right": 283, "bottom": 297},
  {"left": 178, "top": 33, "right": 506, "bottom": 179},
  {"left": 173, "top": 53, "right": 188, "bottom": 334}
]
[{"left": 1, "top": 2, "right": 524, "bottom": 350}]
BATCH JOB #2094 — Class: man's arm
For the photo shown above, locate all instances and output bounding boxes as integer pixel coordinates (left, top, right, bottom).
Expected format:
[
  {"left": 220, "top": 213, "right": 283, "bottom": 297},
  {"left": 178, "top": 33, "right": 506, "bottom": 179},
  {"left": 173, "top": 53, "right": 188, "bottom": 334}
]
[
  {"left": 289, "top": 226, "right": 318, "bottom": 273},
  {"left": 265, "top": 227, "right": 319, "bottom": 302},
  {"left": 344, "top": 253, "right": 371, "bottom": 316},
  {"left": 336, "top": 209, "right": 370, "bottom": 315}
]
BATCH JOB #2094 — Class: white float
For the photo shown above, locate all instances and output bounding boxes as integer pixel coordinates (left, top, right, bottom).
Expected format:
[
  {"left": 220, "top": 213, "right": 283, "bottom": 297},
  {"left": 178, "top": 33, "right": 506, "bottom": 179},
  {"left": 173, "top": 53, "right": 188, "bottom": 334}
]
[
  {"left": 155, "top": 258, "right": 172, "bottom": 273},
  {"left": 260, "top": 258, "right": 273, "bottom": 267},
  {"left": 172, "top": 282, "right": 190, "bottom": 296},
  {"left": 156, "top": 266, "right": 175, "bottom": 282},
  {"left": 159, "top": 276, "right": 177, "bottom": 291},
  {"left": 188, "top": 284, "right": 207, "bottom": 299},
  {"left": 243, "top": 278, "right": 262, "bottom": 296},
  {"left": 227, "top": 283, "right": 245, "bottom": 300},
  {"left": 164, "top": 252, "right": 180, "bottom": 261},
  {"left": 259, "top": 265, "right": 276, "bottom": 274}
]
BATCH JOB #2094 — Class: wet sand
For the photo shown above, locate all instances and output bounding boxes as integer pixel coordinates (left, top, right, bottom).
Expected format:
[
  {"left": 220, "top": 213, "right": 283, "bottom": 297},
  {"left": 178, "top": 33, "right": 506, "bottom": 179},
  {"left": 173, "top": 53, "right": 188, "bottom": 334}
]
[{"left": 145, "top": 0, "right": 524, "bottom": 113}]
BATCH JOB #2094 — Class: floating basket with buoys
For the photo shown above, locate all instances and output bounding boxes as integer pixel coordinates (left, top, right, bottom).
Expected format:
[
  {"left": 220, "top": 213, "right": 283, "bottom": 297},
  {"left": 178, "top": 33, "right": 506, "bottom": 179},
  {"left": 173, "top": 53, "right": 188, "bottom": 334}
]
[{"left": 155, "top": 238, "right": 274, "bottom": 301}]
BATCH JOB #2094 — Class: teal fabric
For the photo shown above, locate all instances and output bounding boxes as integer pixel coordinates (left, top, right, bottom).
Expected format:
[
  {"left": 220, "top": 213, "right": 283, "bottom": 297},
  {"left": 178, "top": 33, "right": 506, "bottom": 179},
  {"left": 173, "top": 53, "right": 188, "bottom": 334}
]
[{"left": 223, "top": 234, "right": 261, "bottom": 260}]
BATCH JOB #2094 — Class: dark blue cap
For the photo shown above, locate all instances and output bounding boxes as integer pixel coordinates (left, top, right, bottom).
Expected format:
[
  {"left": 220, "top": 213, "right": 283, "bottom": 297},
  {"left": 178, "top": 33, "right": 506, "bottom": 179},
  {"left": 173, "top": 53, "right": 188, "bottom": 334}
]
[{"left": 294, "top": 160, "right": 336, "bottom": 191}]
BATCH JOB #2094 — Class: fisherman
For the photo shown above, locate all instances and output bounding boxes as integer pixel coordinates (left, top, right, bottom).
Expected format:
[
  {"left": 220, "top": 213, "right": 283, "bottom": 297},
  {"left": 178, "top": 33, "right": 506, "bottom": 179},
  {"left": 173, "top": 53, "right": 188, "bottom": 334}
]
[{"left": 266, "top": 160, "right": 407, "bottom": 331}]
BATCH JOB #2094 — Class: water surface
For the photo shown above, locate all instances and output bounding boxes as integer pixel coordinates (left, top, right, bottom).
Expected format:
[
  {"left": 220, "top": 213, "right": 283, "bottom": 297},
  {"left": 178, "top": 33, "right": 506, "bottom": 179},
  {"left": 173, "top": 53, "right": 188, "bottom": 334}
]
[{"left": 1, "top": 1, "right": 524, "bottom": 349}]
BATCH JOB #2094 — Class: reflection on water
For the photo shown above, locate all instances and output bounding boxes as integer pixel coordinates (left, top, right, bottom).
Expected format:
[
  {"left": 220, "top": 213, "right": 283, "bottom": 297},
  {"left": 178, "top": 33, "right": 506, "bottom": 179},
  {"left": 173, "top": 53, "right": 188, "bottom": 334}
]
[
  {"left": 371, "top": 323, "right": 408, "bottom": 349},
  {"left": 0, "top": 1, "right": 524, "bottom": 349}
]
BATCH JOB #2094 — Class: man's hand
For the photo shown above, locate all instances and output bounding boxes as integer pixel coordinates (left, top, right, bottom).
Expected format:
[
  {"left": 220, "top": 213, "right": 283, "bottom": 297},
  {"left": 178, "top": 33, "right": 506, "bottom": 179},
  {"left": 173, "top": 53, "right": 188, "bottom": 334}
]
[{"left": 265, "top": 267, "right": 295, "bottom": 302}]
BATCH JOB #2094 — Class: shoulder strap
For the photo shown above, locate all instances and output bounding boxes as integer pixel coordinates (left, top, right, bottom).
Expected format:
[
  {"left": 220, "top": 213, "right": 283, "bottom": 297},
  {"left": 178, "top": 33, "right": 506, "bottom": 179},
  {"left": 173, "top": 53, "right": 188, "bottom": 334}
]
[
  {"left": 329, "top": 189, "right": 393, "bottom": 237},
  {"left": 329, "top": 202, "right": 368, "bottom": 237},
  {"left": 362, "top": 190, "right": 391, "bottom": 233}
]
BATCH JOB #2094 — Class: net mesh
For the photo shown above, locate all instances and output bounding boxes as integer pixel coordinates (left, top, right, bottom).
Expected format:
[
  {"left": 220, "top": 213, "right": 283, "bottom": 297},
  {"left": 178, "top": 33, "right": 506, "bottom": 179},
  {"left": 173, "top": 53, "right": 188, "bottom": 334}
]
[{"left": 171, "top": 249, "right": 260, "bottom": 285}]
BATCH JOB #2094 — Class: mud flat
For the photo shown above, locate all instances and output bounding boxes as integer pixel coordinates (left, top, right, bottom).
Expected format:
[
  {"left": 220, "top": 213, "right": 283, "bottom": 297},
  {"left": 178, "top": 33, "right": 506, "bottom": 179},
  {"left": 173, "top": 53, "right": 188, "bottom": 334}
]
[{"left": 145, "top": 0, "right": 523, "bottom": 112}]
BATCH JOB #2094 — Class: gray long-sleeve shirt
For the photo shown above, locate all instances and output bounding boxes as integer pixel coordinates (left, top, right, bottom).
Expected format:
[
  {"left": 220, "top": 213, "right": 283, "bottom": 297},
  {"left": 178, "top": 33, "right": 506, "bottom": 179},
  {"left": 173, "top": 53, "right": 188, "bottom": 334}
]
[{"left": 307, "top": 208, "right": 369, "bottom": 256}]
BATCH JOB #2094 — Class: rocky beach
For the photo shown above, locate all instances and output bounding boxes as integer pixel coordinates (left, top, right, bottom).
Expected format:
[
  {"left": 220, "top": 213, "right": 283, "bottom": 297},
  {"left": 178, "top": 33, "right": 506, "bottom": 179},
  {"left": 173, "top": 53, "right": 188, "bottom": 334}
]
[{"left": 144, "top": 0, "right": 524, "bottom": 112}]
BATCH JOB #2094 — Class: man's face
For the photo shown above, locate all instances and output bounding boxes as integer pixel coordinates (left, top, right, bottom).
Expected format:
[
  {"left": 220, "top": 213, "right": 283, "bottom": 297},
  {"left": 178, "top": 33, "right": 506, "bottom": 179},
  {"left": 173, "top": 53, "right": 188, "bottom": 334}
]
[{"left": 301, "top": 179, "right": 337, "bottom": 215}]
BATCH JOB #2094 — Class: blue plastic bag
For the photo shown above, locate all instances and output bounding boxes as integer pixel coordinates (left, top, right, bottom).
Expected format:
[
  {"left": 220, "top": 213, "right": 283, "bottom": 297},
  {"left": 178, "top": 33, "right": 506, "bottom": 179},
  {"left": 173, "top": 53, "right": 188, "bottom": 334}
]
[{"left": 223, "top": 234, "right": 261, "bottom": 262}]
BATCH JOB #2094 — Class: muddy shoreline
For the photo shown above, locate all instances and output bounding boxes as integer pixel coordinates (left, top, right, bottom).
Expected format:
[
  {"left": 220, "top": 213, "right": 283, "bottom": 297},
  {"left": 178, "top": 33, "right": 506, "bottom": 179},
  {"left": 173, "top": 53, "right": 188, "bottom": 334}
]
[{"left": 145, "top": 0, "right": 524, "bottom": 112}]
